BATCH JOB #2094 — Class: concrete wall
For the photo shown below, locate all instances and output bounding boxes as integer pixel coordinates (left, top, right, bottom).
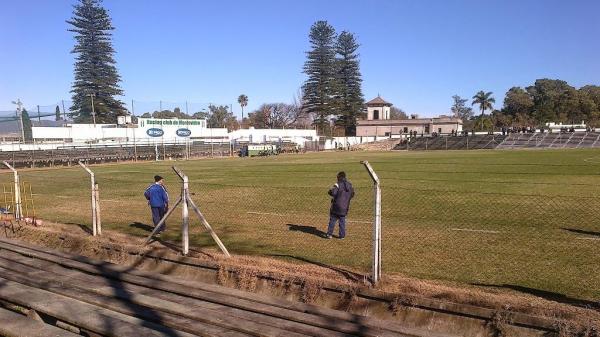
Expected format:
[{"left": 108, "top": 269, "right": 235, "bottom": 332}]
[
  {"left": 229, "top": 128, "right": 317, "bottom": 146},
  {"left": 32, "top": 124, "right": 228, "bottom": 142},
  {"left": 357, "top": 123, "right": 462, "bottom": 137},
  {"left": 324, "top": 136, "right": 391, "bottom": 150}
]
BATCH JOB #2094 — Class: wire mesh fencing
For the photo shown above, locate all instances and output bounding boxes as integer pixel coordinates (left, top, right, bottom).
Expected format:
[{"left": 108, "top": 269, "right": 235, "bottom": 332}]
[
  {"left": 1, "top": 153, "right": 597, "bottom": 301},
  {"left": 381, "top": 187, "right": 600, "bottom": 301},
  {"left": 188, "top": 182, "right": 375, "bottom": 273}
]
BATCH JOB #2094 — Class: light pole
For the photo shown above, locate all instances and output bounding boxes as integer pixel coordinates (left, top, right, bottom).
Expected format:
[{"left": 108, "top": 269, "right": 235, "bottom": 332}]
[
  {"left": 89, "top": 93, "right": 96, "bottom": 127},
  {"left": 11, "top": 99, "right": 25, "bottom": 143}
]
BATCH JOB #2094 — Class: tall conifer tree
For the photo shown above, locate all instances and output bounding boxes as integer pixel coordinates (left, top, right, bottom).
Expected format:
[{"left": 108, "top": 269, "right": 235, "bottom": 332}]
[
  {"left": 334, "top": 31, "right": 364, "bottom": 136},
  {"left": 302, "top": 21, "right": 337, "bottom": 132},
  {"left": 67, "top": 0, "right": 125, "bottom": 123}
]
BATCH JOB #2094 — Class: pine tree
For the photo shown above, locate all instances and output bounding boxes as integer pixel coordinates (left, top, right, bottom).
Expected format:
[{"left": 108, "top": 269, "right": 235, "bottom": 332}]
[
  {"left": 302, "top": 21, "right": 337, "bottom": 133},
  {"left": 55, "top": 105, "right": 62, "bottom": 121},
  {"left": 67, "top": 0, "right": 126, "bottom": 123},
  {"left": 334, "top": 31, "right": 364, "bottom": 136}
]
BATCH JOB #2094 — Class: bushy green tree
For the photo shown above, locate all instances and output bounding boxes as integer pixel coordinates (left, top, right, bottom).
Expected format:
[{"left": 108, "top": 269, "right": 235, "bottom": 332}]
[
  {"left": 207, "top": 105, "right": 238, "bottom": 130},
  {"left": 67, "top": 0, "right": 126, "bottom": 123},
  {"left": 503, "top": 87, "right": 533, "bottom": 117}
]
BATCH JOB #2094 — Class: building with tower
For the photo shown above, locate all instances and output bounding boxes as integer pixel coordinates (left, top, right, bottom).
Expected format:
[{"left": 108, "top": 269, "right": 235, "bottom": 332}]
[{"left": 356, "top": 96, "right": 463, "bottom": 137}]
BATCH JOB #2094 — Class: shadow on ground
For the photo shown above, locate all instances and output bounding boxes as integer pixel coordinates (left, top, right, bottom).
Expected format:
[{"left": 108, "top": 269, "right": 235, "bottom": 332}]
[
  {"left": 286, "top": 223, "right": 328, "bottom": 238},
  {"left": 472, "top": 283, "right": 599, "bottom": 309},
  {"left": 561, "top": 227, "right": 600, "bottom": 237},
  {"left": 270, "top": 253, "right": 365, "bottom": 283},
  {"left": 129, "top": 222, "right": 154, "bottom": 232}
]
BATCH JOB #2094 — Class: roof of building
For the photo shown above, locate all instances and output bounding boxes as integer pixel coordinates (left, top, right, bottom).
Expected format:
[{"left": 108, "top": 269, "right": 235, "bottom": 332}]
[{"left": 366, "top": 96, "right": 392, "bottom": 106}]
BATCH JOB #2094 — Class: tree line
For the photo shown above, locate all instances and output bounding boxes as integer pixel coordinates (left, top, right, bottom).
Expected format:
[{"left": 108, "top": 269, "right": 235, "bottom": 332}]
[
  {"left": 67, "top": 2, "right": 599, "bottom": 134},
  {"left": 454, "top": 79, "right": 600, "bottom": 131}
]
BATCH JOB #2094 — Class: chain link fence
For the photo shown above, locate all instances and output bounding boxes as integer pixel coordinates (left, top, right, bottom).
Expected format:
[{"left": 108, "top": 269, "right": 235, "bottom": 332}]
[{"left": 1, "top": 156, "right": 597, "bottom": 302}]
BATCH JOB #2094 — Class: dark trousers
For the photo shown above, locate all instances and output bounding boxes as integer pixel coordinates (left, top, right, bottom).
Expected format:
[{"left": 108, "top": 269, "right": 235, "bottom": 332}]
[
  {"left": 151, "top": 206, "right": 167, "bottom": 231},
  {"left": 327, "top": 214, "right": 346, "bottom": 238}
]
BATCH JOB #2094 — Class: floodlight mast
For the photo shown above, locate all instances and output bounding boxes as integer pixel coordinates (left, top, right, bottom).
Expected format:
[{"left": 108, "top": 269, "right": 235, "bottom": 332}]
[{"left": 11, "top": 99, "right": 25, "bottom": 143}]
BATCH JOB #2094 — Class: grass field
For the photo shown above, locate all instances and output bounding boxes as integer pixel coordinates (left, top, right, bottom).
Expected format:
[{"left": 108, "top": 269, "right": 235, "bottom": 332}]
[{"left": 2, "top": 149, "right": 599, "bottom": 302}]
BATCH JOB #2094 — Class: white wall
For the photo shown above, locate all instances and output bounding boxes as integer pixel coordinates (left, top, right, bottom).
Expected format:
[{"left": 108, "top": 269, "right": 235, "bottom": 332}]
[
  {"left": 324, "top": 136, "right": 391, "bottom": 150},
  {"left": 229, "top": 128, "right": 317, "bottom": 145},
  {"left": 32, "top": 124, "right": 228, "bottom": 142}
]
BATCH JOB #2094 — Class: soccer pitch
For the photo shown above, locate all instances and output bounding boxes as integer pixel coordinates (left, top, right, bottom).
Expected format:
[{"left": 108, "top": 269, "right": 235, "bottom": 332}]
[{"left": 3, "top": 149, "right": 600, "bottom": 301}]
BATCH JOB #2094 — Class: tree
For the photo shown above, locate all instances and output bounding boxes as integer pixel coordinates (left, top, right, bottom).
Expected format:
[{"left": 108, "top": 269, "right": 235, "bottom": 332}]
[
  {"left": 207, "top": 105, "right": 238, "bottom": 130},
  {"left": 302, "top": 21, "right": 337, "bottom": 133},
  {"left": 55, "top": 106, "right": 62, "bottom": 121},
  {"left": 526, "top": 79, "right": 574, "bottom": 124},
  {"left": 333, "top": 31, "right": 364, "bottom": 135},
  {"left": 389, "top": 106, "right": 408, "bottom": 120},
  {"left": 237, "top": 94, "right": 248, "bottom": 121},
  {"left": 451, "top": 95, "right": 473, "bottom": 121},
  {"left": 151, "top": 109, "right": 190, "bottom": 119},
  {"left": 21, "top": 109, "right": 32, "bottom": 142},
  {"left": 67, "top": 0, "right": 126, "bottom": 123},
  {"left": 247, "top": 103, "right": 303, "bottom": 129},
  {"left": 579, "top": 86, "right": 600, "bottom": 126},
  {"left": 140, "top": 112, "right": 151, "bottom": 118},
  {"left": 502, "top": 87, "right": 533, "bottom": 117},
  {"left": 472, "top": 91, "right": 495, "bottom": 130}
]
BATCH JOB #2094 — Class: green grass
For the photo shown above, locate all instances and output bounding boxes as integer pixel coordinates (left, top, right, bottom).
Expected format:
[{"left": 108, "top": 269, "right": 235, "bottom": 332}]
[{"left": 2, "top": 149, "right": 600, "bottom": 301}]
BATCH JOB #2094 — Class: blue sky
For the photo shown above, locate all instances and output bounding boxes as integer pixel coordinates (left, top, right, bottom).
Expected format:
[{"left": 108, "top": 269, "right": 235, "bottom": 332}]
[{"left": 1, "top": 0, "right": 599, "bottom": 117}]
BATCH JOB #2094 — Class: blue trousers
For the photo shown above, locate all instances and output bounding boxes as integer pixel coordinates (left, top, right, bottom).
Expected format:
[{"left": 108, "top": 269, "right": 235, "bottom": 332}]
[
  {"left": 151, "top": 207, "right": 167, "bottom": 231},
  {"left": 327, "top": 214, "right": 346, "bottom": 238}
]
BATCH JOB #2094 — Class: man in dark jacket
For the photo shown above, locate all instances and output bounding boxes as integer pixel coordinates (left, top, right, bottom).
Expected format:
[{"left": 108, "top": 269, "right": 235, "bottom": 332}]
[
  {"left": 144, "top": 175, "right": 169, "bottom": 233},
  {"left": 326, "top": 171, "right": 355, "bottom": 239}
]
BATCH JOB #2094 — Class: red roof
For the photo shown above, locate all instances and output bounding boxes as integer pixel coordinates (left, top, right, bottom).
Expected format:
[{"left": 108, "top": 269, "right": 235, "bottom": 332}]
[{"left": 366, "top": 96, "right": 392, "bottom": 106}]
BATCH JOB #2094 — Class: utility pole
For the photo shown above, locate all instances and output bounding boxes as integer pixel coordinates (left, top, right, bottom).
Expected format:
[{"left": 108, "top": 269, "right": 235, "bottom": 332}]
[
  {"left": 11, "top": 99, "right": 25, "bottom": 143},
  {"left": 89, "top": 93, "right": 96, "bottom": 126},
  {"left": 62, "top": 100, "right": 67, "bottom": 121}
]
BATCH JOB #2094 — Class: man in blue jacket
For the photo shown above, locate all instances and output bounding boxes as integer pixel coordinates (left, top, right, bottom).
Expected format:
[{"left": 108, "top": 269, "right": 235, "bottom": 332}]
[
  {"left": 144, "top": 175, "right": 169, "bottom": 233},
  {"left": 327, "top": 171, "right": 355, "bottom": 239}
]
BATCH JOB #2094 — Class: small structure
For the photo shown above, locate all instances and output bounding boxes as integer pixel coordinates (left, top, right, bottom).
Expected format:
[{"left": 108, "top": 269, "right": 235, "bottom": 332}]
[{"left": 366, "top": 96, "right": 392, "bottom": 121}]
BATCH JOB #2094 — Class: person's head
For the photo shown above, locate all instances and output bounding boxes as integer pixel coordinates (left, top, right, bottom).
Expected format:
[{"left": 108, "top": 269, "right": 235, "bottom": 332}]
[
  {"left": 337, "top": 171, "right": 346, "bottom": 181},
  {"left": 154, "top": 175, "right": 164, "bottom": 184}
]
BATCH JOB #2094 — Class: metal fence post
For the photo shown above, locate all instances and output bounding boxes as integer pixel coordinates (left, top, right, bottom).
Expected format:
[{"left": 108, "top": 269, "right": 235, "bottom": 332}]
[
  {"left": 2, "top": 161, "right": 22, "bottom": 220},
  {"left": 361, "top": 161, "right": 382, "bottom": 285},
  {"left": 182, "top": 174, "right": 190, "bottom": 255}
]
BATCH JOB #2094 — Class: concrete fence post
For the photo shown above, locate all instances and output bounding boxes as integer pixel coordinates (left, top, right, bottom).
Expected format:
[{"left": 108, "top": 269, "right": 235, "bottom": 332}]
[
  {"left": 361, "top": 161, "right": 382, "bottom": 285},
  {"left": 2, "top": 161, "right": 22, "bottom": 220},
  {"left": 78, "top": 161, "right": 101, "bottom": 236}
]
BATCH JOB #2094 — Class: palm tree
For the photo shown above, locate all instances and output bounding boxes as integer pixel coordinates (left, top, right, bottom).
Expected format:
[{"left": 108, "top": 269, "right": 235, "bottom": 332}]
[
  {"left": 472, "top": 91, "right": 495, "bottom": 131},
  {"left": 237, "top": 94, "right": 248, "bottom": 125}
]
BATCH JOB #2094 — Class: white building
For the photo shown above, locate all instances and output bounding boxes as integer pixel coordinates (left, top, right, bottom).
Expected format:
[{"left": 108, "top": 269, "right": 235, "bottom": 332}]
[
  {"left": 32, "top": 118, "right": 228, "bottom": 143},
  {"left": 29, "top": 118, "right": 316, "bottom": 148},
  {"left": 228, "top": 127, "right": 317, "bottom": 146}
]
